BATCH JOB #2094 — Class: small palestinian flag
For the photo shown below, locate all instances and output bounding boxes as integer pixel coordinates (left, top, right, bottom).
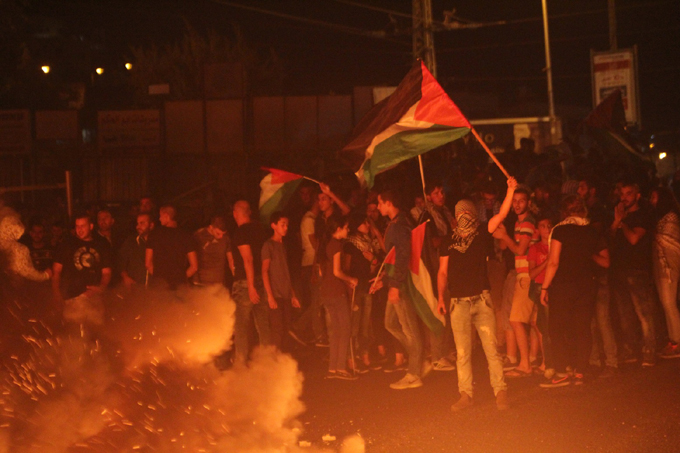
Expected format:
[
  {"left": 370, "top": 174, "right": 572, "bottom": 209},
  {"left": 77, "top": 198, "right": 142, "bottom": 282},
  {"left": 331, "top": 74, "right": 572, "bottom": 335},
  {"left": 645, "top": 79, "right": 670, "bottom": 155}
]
[
  {"left": 258, "top": 168, "right": 304, "bottom": 224},
  {"left": 382, "top": 222, "right": 445, "bottom": 335},
  {"left": 340, "top": 60, "right": 471, "bottom": 188}
]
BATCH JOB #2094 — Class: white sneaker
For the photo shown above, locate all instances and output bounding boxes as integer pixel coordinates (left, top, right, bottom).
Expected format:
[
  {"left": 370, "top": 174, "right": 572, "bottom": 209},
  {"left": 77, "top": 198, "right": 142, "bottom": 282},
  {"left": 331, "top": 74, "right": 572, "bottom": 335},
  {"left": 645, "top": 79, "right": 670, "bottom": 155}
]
[
  {"left": 389, "top": 373, "right": 423, "bottom": 390},
  {"left": 432, "top": 358, "right": 456, "bottom": 371}
]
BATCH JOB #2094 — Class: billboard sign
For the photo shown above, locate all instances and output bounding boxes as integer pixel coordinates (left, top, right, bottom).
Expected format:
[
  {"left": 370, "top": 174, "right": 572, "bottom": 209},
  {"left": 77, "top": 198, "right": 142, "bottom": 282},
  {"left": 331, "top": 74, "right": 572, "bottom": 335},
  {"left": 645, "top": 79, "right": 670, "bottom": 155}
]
[{"left": 591, "top": 48, "right": 640, "bottom": 126}]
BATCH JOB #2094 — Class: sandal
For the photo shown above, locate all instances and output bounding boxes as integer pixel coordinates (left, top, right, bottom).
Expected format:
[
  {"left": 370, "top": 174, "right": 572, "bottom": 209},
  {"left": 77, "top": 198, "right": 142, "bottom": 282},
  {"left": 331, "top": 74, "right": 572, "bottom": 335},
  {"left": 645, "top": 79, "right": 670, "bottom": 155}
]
[{"left": 505, "top": 369, "right": 532, "bottom": 378}]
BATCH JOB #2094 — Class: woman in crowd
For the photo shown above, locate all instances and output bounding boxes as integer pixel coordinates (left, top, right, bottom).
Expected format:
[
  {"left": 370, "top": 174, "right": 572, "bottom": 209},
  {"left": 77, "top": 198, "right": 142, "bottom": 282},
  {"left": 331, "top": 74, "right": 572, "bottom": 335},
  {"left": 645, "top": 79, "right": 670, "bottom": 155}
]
[
  {"left": 319, "top": 216, "right": 358, "bottom": 380},
  {"left": 650, "top": 187, "right": 680, "bottom": 358}
]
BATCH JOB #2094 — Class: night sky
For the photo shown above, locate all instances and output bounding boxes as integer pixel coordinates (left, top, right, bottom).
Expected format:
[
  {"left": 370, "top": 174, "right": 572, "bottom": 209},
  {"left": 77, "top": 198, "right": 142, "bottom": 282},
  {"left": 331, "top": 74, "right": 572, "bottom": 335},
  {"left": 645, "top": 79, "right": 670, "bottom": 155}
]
[{"left": 5, "top": 0, "right": 680, "bottom": 131}]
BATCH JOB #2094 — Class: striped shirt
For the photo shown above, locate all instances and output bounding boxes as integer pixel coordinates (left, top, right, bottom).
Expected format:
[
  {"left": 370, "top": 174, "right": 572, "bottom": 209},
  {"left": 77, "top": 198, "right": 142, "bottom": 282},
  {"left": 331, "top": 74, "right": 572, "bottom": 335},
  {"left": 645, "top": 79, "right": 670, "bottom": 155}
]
[{"left": 514, "top": 214, "right": 538, "bottom": 275}]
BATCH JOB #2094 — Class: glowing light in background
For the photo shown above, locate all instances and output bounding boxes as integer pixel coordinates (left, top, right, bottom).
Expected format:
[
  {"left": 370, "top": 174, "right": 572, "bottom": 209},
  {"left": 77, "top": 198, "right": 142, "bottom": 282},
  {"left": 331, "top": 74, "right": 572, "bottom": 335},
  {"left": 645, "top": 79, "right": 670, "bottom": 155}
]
[
  {"left": 659, "top": 152, "right": 667, "bottom": 160},
  {"left": 95, "top": 67, "right": 104, "bottom": 75},
  {"left": 41, "top": 66, "right": 50, "bottom": 74},
  {"left": 125, "top": 63, "right": 132, "bottom": 70}
]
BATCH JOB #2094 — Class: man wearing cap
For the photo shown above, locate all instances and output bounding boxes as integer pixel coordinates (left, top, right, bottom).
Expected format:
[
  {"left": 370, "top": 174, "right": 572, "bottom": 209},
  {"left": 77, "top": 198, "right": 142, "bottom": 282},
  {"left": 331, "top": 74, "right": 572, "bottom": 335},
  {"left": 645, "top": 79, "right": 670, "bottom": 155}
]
[{"left": 437, "top": 177, "right": 517, "bottom": 412}]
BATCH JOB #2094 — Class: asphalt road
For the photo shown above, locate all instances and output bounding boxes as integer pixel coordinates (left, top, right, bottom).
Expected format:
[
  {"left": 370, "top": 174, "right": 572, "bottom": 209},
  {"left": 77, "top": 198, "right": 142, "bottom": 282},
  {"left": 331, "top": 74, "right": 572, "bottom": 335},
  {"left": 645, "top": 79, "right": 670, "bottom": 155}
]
[{"left": 293, "top": 346, "right": 680, "bottom": 452}]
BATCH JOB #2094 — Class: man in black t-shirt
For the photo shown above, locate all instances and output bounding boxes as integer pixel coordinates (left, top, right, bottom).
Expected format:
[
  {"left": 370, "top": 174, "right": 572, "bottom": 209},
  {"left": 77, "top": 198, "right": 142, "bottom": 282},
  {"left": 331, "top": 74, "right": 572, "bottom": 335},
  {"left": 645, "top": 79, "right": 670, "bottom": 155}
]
[
  {"left": 231, "top": 200, "right": 270, "bottom": 363},
  {"left": 145, "top": 205, "right": 197, "bottom": 290},
  {"left": 52, "top": 213, "right": 112, "bottom": 302},
  {"left": 436, "top": 177, "right": 517, "bottom": 412},
  {"left": 609, "top": 182, "right": 657, "bottom": 366}
]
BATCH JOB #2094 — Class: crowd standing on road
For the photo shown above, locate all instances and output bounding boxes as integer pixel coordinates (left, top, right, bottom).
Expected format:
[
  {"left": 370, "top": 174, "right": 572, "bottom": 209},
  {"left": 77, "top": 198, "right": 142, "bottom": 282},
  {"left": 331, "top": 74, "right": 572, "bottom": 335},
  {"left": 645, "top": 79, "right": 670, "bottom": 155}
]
[{"left": 3, "top": 138, "right": 680, "bottom": 413}]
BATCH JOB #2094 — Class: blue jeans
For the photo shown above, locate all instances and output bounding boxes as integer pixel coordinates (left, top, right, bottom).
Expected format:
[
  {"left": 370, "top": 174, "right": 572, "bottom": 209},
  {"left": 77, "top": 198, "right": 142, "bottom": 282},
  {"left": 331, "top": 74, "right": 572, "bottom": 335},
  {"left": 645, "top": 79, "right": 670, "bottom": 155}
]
[
  {"left": 232, "top": 279, "right": 270, "bottom": 362},
  {"left": 385, "top": 295, "right": 423, "bottom": 377},
  {"left": 450, "top": 291, "right": 507, "bottom": 397}
]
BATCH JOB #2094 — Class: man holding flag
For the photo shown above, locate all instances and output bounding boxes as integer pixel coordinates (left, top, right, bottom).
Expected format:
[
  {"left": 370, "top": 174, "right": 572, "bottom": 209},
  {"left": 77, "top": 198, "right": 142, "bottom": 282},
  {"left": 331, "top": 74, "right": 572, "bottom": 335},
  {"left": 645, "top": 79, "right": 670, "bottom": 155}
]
[
  {"left": 377, "top": 188, "right": 430, "bottom": 390},
  {"left": 437, "top": 177, "right": 517, "bottom": 411}
]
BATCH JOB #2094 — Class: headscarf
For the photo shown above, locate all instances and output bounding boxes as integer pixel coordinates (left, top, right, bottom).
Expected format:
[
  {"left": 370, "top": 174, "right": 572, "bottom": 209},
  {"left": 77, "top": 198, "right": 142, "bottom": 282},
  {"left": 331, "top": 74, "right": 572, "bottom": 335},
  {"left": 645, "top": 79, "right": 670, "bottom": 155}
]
[{"left": 450, "top": 199, "right": 479, "bottom": 253}]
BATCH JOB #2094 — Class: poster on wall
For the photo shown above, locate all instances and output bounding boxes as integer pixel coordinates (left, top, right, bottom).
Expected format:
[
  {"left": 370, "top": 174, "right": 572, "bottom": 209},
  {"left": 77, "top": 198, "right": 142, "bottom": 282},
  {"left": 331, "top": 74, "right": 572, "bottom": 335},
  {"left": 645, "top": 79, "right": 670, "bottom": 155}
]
[
  {"left": 591, "top": 47, "right": 640, "bottom": 126},
  {"left": 98, "top": 110, "right": 161, "bottom": 150}
]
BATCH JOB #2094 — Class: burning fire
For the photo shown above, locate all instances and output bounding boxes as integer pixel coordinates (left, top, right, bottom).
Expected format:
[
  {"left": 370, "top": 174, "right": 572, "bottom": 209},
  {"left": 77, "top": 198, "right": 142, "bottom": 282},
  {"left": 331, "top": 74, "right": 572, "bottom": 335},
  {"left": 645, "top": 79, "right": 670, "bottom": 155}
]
[{"left": 0, "top": 282, "right": 307, "bottom": 452}]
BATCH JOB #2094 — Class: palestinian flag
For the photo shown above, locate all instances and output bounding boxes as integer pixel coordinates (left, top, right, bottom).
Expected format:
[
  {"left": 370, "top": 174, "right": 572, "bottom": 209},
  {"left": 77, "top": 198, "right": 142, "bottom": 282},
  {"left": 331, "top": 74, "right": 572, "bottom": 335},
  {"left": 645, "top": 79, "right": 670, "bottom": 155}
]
[
  {"left": 582, "top": 89, "right": 647, "bottom": 161},
  {"left": 340, "top": 60, "right": 471, "bottom": 188},
  {"left": 258, "top": 168, "right": 304, "bottom": 224},
  {"left": 383, "top": 222, "right": 445, "bottom": 335}
]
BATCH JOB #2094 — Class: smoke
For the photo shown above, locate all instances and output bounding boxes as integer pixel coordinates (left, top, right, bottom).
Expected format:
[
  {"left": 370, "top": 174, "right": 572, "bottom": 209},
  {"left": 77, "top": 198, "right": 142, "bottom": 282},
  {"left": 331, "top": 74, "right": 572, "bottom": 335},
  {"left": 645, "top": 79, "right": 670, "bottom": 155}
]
[{"left": 0, "top": 282, "right": 309, "bottom": 452}]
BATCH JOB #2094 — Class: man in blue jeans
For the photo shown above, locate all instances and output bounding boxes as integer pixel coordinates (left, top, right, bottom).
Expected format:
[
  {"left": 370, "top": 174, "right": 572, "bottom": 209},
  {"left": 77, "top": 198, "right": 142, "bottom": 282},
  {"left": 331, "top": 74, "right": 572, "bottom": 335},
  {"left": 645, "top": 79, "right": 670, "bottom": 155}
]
[
  {"left": 232, "top": 200, "right": 270, "bottom": 363},
  {"left": 437, "top": 177, "right": 517, "bottom": 411},
  {"left": 377, "top": 188, "right": 428, "bottom": 390}
]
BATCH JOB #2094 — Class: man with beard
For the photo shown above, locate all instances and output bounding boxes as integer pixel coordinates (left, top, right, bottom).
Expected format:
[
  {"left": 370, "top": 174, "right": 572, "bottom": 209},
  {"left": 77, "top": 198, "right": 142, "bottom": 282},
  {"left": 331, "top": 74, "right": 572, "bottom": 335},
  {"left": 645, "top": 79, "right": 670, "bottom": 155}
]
[
  {"left": 119, "top": 213, "right": 154, "bottom": 287},
  {"left": 437, "top": 177, "right": 517, "bottom": 411},
  {"left": 494, "top": 187, "right": 540, "bottom": 377},
  {"left": 609, "top": 181, "right": 657, "bottom": 366}
]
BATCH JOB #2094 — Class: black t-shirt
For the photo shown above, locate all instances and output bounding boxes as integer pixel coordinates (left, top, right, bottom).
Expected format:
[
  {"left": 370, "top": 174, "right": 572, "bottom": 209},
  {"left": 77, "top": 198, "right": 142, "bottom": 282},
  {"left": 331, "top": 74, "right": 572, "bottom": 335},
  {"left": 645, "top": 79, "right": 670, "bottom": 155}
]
[
  {"left": 611, "top": 208, "right": 654, "bottom": 271},
  {"left": 551, "top": 223, "right": 601, "bottom": 287},
  {"left": 28, "top": 243, "right": 54, "bottom": 272},
  {"left": 146, "top": 225, "right": 195, "bottom": 288},
  {"left": 344, "top": 239, "right": 372, "bottom": 291},
  {"left": 55, "top": 236, "right": 112, "bottom": 299},
  {"left": 440, "top": 227, "right": 493, "bottom": 298},
  {"left": 321, "top": 238, "right": 347, "bottom": 299},
  {"left": 232, "top": 221, "right": 266, "bottom": 281}
]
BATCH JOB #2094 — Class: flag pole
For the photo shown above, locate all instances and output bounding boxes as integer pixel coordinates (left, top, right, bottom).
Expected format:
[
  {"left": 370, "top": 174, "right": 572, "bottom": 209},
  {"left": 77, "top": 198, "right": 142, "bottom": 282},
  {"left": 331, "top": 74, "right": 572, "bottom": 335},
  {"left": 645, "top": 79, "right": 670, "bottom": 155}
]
[
  {"left": 303, "top": 176, "right": 321, "bottom": 185},
  {"left": 470, "top": 127, "right": 511, "bottom": 179},
  {"left": 369, "top": 246, "right": 395, "bottom": 294},
  {"left": 417, "top": 155, "right": 427, "bottom": 200}
]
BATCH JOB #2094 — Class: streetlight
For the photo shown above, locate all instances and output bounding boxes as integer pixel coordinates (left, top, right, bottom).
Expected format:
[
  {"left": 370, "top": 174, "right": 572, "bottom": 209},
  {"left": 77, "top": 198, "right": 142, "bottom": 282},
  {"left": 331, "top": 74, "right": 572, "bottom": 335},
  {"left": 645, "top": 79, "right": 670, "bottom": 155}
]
[
  {"left": 125, "top": 63, "right": 132, "bottom": 70},
  {"left": 95, "top": 67, "right": 104, "bottom": 75},
  {"left": 41, "top": 65, "right": 50, "bottom": 74}
]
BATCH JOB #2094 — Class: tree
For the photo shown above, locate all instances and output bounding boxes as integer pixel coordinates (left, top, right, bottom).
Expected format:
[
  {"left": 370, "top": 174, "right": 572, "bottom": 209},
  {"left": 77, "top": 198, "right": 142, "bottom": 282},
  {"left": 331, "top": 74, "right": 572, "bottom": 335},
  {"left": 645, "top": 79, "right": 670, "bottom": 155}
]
[{"left": 129, "top": 24, "right": 285, "bottom": 106}]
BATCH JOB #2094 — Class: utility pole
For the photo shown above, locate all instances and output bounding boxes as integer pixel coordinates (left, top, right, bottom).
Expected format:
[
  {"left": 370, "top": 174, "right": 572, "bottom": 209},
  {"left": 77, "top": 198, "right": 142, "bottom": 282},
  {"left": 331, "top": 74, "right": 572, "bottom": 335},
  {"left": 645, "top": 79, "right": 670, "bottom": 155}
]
[
  {"left": 608, "top": 0, "right": 618, "bottom": 50},
  {"left": 412, "top": 0, "right": 437, "bottom": 78},
  {"left": 541, "top": 0, "right": 558, "bottom": 144}
]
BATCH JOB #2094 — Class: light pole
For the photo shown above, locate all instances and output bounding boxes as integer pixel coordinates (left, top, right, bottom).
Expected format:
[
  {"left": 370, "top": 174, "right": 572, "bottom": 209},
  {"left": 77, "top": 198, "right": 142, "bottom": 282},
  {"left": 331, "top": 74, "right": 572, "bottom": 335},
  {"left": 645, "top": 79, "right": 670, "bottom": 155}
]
[{"left": 541, "top": 0, "right": 558, "bottom": 144}]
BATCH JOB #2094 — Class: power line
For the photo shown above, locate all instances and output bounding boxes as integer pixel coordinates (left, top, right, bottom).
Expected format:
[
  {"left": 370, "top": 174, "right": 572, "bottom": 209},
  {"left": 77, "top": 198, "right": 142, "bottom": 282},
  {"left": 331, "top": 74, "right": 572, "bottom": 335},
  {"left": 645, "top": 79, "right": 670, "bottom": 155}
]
[
  {"left": 437, "top": 26, "right": 680, "bottom": 54},
  {"left": 204, "top": 0, "right": 410, "bottom": 46}
]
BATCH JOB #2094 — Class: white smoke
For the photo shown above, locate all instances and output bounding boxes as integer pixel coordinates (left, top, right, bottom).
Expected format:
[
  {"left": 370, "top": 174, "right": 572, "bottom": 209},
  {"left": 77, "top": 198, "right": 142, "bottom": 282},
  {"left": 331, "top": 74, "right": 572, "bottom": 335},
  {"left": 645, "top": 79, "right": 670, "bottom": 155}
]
[{"left": 0, "top": 284, "right": 313, "bottom": 452}]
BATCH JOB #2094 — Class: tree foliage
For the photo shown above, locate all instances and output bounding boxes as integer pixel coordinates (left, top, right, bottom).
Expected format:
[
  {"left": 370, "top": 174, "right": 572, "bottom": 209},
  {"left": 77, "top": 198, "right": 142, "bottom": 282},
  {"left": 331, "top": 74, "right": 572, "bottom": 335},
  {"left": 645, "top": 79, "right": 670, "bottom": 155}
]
[{"left": 129, "top": 24, "right": 285, "bottom": 106}]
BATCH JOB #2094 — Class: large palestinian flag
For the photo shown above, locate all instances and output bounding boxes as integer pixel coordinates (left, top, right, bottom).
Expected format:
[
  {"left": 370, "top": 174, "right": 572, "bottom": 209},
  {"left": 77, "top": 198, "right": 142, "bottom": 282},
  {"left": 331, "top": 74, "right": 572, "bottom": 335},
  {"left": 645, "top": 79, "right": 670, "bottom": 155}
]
[
  {"left": 383, "top": 222, "right": 445, "bottom": 335},
  {"left": 340, "top": 60, "right": 471, "bottom": 188},
  {"left": 258, "top": 168, "right": 304, "bottom": 224}
]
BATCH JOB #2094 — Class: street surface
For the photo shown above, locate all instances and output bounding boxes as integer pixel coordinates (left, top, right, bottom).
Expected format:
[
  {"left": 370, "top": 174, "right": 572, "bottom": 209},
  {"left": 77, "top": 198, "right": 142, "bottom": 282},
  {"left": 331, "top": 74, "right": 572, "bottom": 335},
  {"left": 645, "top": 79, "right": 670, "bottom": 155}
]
[{"left": 294, "top": 346, "right": 680, "bottom": 452}]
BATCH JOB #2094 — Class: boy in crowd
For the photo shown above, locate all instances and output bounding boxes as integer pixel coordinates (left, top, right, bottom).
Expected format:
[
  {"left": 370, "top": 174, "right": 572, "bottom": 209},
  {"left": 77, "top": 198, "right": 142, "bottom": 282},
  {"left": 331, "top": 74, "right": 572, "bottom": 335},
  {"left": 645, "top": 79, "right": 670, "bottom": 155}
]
[
  {"left": 528, "top": 215, "right": 552, "bottom": 374},
  {"left": 262, "top": 212, "right": 301, "bottom": 351}
]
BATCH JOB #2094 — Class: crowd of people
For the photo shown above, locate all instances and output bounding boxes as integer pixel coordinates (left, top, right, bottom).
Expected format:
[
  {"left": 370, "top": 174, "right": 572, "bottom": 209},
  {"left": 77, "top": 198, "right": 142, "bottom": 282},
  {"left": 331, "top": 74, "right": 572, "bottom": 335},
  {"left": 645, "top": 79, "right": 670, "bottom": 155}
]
[{"left": 2, "top": 145, "right": 680, "bottom": 413}]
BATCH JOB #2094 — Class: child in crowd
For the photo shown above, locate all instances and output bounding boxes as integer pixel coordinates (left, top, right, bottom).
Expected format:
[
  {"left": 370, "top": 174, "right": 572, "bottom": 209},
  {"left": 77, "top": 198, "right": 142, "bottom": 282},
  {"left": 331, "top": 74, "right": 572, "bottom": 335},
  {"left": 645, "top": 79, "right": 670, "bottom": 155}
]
[
  {"left": 527, "top": 215, "right": 552, "bottom": 374},
  {"left": 319, "top": 216, "right": 358, "bottom": 380},
  {"left": 262, "top": 212, "right": 301, "bottom": 351}
]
